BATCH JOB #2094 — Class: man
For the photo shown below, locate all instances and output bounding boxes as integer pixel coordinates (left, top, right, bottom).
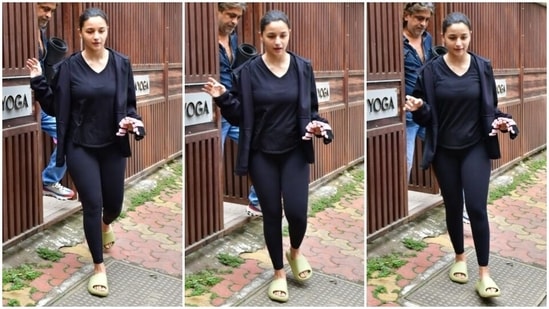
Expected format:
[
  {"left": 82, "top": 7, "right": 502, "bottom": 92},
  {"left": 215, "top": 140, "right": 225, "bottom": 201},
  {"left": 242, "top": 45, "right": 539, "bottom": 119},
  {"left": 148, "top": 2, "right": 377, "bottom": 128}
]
[
  {"left": 217, "top": 2, "right": 261, "bottom": 216},
  {"left": 36, "top": 2, "right": 75, "bottom": 200},
  {"left": 402, "top": 2, "right": 434, "bottom": 184}
]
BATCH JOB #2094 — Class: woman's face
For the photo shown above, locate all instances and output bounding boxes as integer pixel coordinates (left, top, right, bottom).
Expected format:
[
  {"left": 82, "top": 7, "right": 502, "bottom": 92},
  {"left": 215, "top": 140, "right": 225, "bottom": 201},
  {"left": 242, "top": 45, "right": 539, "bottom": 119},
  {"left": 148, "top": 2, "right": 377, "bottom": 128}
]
[
  {"left": 260, "top": 20, "right": 290, "bottom": 57},
  {"left": 442, "top": 22, "right": 471, "bottom": 57},
  {"left": 79, "top": 16, "right": 108, "bottom": 52}
]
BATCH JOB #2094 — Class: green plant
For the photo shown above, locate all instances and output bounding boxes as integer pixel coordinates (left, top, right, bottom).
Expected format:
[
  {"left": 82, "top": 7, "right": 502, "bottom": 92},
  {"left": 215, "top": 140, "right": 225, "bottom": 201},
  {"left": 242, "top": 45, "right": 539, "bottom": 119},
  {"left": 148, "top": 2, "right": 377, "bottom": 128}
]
[
  {"left": 6, "top": 299, "right": 20, "bottom": 307},
  {"left": 488, "top": 156, "right": 546, "bottom": 204},
  {"left": 217, "top": 253, "right": 244, "bottom": 268},
  {"left": 120, "top": 161, "right": 182, "bottom": 218},
  {"left": 36, "top": 247, "right": 64, "bottom": 262},
  {"left": 372, "top": 285, "right": 387, "bottom": 298},
  {"left": 2, "top": 264, "right": 43, "bottom": 291},
  {"left": 282, "top": 225, "right": 289, "bottom": 236},
  {"left": 308, "top": 166, "right": 363, "bottom": 217},
  {"left": 185, "top": 269, "right": 223, "bottom": 297},
  {"left": 402, "top": 237, "right": 427, "bottom": 251},
  {"left": 367, "top": 253, "right": 407, "bottom": 279}
]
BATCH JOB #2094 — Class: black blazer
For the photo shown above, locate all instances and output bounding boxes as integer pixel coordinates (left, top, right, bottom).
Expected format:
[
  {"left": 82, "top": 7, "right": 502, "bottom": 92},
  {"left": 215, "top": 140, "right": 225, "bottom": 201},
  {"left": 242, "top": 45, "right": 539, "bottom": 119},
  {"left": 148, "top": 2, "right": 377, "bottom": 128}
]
[
  {"left": 30, "top": 48, "right": 144, "bottom": 167},
  {"left": 411, "top": 52, "right": 518, "bottom": 169},
  {"left": 214, "top": 51, "right": 332, "bottom": 175}
]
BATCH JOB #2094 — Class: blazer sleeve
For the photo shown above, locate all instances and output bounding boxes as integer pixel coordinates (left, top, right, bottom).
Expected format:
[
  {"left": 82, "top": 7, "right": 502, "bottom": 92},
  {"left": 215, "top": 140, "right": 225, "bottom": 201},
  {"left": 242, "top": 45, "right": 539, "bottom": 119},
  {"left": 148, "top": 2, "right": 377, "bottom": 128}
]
[
  {"left": 486, "top": 62, "right": 519, "bottom": 139},
  {"left": 124, "top": 60, "right": 145, "bottom": 140},
  {"left": 307, "top": 63, "right": 333, "bottom": 144},
  {"left": 411, "top": 73, "right": 433, "bottom": 127},
  {"left": 213, "top": 72, "right": 242, "bottom": 126},
  {"left": 30, "top": 61, "right": 68, "bottom": 116}
]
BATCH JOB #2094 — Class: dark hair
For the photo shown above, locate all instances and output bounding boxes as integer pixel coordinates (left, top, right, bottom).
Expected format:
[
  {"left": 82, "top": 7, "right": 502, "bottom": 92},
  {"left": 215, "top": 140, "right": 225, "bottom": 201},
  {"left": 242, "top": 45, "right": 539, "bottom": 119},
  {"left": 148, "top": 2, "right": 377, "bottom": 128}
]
[
  {"left": 403, "top": 3, "right": 434, "bottom": 28},
  {"left": 79, "top": 7, "right": 108, "bottom": 29},
  {"left": 260, "top": 10, "right": 290, "bottom": 33},
  {"left": 442, "top": 12, "right": 471, "bottom": 34},
  {"left": 218, "top": 2, "right": 247, "bottom": 12}
]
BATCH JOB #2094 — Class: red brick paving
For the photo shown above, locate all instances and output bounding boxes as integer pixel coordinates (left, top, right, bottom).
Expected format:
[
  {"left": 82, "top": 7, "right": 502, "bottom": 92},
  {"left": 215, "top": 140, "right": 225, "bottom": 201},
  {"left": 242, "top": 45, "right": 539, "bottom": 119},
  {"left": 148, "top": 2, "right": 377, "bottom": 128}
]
[
  {"left": 367, "top": 167, "right": 546, "bottom": 306},
  {"left": 195, "top": 181, "right": 365, "bottom": 306},
  {"left": 3, "top": 179, "right": 182, "bottom": 306}
]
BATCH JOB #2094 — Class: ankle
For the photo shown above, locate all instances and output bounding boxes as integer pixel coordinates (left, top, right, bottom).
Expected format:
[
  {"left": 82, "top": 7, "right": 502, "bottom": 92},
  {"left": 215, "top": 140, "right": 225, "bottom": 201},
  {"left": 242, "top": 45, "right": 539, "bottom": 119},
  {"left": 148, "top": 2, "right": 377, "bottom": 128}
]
[
  {"left": 274, "top": 269, "right": 286, "bottom": 279},
  {"left": 94, "top": 263, "right": 106, "bottom": 274},
  {"left": 455, "top": 253, "right": 466, "bottom": 262},
  {"left": 289, "top": 247, "right": 300, "bottom": 260},
  {"left": 102, "top": 222, "right": 111, "bottom": 233}
]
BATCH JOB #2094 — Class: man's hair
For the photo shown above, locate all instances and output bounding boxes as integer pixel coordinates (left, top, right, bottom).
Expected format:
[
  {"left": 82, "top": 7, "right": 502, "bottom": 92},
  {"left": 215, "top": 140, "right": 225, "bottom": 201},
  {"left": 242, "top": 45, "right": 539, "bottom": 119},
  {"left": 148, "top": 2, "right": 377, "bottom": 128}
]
[
  {"left": 403, "top": 3, "right": 434, "bottom": 27},
  {"left": 37, "top": 2, "right": 58, "bottom": 8},
  {"left": 218, "top": 3, "right": 247, "bottom": 12}
]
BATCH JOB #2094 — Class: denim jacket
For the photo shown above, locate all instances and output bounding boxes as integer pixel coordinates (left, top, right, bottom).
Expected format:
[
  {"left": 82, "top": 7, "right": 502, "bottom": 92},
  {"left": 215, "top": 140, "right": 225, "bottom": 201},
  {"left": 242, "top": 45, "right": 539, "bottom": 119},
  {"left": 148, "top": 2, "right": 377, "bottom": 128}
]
[
  {"left": 219, "top": 32, "right": 238, "bottom": 89},
  {"left": 403, "top": 31, "right": 433, "bottom": 96}
]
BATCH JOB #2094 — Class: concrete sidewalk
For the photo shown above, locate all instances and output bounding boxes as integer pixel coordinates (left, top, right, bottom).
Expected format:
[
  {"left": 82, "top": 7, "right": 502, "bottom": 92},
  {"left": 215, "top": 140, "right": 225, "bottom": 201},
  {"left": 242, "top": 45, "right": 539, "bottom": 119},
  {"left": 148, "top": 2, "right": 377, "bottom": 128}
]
[
  {"left": 367, "top": 152, "right": 547, "bottom": 307},
  {"left": 2, "top": 160, "right": 183, "bottom": 307},
  {"left": 185, "top": 165, "right": 365, "bottom": 307}
]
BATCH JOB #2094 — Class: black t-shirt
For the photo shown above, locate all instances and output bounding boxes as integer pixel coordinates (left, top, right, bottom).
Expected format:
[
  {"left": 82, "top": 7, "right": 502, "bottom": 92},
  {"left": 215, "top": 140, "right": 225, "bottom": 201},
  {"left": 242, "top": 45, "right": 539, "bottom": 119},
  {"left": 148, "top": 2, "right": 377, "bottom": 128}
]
[
  {"left": 250, "top": 56, "right": 300, "bottom": 153},
  {"left": 69, "top": 52, "right": 117, "bottom": 147},
  {"left": 434, "top": 58, "right": 483, "bottom": 149}
]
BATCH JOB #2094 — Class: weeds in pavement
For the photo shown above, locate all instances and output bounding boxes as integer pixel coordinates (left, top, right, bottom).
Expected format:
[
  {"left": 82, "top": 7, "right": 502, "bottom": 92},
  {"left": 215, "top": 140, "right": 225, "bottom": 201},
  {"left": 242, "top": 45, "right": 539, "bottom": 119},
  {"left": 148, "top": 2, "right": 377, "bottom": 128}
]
[
  {"left": 185, "top": 254, "right": 242, "bottom": 298},
  {"left": 185, "top": 269, "right": 223, "bottom": 297},
  {"left": 488, "top": 155, "right": 546, "bottom": 203},
  {"left": 309, "top": 166, "right": 363, "bottom": 217},
  {"left": 36, "top": 247, "right": 65, "bottom": 262},
  {"left": 402, "top": 237, "right": 427, "bottom": 251},
  {"left": 372, "top": 285, "right": 387, "bottom": 298},
  {"left": 120, "top": 160, "right": 182, "bottom": 217},
  {"left": 6, "top": 299, "right": 20, "bottom": 307},
  {"left": 217, "top": 253, "right": 245, "bottom": 268},
  {"left": 367, "top": 253, "right": 407, "bottom": 279},
  {"left": 2, "top": 264, "right": 43, "bottom": 291}
]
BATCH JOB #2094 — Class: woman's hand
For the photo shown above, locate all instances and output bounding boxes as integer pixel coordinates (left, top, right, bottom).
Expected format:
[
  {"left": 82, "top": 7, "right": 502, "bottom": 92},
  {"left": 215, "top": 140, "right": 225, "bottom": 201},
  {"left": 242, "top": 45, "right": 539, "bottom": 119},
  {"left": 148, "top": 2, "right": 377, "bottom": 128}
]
[
  {"left": 116, "top": 117, "right": 145, "bottom": 136},
  {"left": 489, "top": 117, "right": 517, "bottom": 136},
  {"left": 302, "top": 120, "right": 332, "bottom": 140},
  {"left": 201, "top": 77, "right": 226, "bottom": 98},
  {"left": 404, "top": 95, "right": 423, "bottom": 112},
  {"left": 26, "top": 58, "right": 42, "bottom": 78}
]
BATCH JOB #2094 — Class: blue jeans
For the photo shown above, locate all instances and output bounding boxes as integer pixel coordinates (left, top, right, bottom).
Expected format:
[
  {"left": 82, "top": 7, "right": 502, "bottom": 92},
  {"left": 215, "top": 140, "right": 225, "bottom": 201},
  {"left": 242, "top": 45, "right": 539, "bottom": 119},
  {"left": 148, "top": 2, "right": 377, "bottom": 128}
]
[
  {"left": 221, "top": 117, "right": 258, "bottom": 205},
  {"left": 406, "top": 111, "right": 425, "bottom": 182},
  {"left": 41, "top": 110, "right": 67, "bottom": 185}
]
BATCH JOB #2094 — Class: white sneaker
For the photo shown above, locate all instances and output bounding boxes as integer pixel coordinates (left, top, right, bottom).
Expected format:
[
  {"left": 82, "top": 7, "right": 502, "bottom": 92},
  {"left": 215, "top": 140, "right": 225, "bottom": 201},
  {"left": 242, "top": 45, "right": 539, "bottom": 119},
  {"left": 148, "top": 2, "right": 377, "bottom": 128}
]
[
  {"left": 246, "top": 203, "right": 262, "bottom": 217},
  {"left": 43, "top": 182, "right": 75, "bottom": 200}
]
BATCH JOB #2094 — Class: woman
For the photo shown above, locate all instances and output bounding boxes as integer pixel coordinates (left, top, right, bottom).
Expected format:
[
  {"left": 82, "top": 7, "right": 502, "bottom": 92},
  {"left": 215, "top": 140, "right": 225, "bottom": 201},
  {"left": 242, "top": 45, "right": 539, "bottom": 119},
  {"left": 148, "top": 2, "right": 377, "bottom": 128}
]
[
  {"left": 202, "top": 10, "right": 333, "bottom": 303},
  {"left": 405, "top": 12, "right": 518, "bottom": 299},
  {"left": 27, "top": 7, "right": 146, "bottom": 297}
]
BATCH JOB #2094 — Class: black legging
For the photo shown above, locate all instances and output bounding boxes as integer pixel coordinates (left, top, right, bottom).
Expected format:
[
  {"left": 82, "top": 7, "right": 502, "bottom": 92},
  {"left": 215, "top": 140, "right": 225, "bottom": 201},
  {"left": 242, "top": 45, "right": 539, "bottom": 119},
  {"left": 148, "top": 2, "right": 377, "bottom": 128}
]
[
  {"left": 432, "top": 141, "right": 491, "bottom": 266},
  {"left": 65, "top": 141, "right": 126, "bottom": 264},
  {"left": 248, "top": 146, "right": 310, "bottom": 270}
]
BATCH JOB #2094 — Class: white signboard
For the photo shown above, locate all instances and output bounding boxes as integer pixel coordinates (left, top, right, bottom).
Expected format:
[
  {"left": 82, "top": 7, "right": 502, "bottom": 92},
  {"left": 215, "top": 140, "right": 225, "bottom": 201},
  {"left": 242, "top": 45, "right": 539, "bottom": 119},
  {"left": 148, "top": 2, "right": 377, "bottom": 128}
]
[
  {"left": 185, "top": 92, "right": 213, "bottom": 126},
  {"left": 495, "top": 79, "right": 506, "bottom": 98},
  {"left": 3, "top": 85, "right": 33, "bottom": 120},
  {"left": 316, "top": 81, "right": 330, "bottom": 103},
  {"left": 367, "top": 88, "right": 399, "bottom": 121},
  {"left": 134, "top": 75, "right": 150, "bottom": 97}
]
